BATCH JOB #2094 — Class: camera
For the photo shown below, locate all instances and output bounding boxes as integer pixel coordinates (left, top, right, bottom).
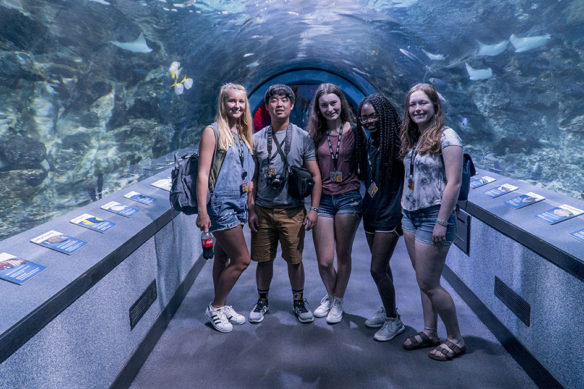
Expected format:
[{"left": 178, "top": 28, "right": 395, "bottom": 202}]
[{"left": 267, "top": 174, "right": 285, "bottom": 189}]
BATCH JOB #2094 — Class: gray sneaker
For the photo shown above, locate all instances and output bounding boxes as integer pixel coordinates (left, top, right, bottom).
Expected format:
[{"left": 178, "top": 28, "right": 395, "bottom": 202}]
[
  {"left": 249, "top": 299, "right": 269, "bottom": 323},
  {"left": 373, "top": 315, "right": 405, "bottom": 341},
  {"left": 365, "top": 306, "right": 386, "bottom": 328},
  {"left": 326, "top": 297, "right": 343, "bottom": 324},
  {"left": 293, "top": 299, "right": 314, "bottom": 323},
  {"left": 313, "top": 295, "right": 332, "bottom": 318}
]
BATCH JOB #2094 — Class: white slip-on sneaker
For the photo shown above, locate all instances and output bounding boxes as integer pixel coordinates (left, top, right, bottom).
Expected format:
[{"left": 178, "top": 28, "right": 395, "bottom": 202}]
[
  {"left": 326, "top": 297, "right": 343, "bottom": 324},
  {"left": 313, "top": 295, "right": 332, "bottom": 318}
]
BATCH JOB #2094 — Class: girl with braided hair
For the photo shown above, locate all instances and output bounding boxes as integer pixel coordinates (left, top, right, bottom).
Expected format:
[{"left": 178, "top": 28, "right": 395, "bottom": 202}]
[
  {"left": 356, "top": 93, "right": 406, "bottom": 341},
  {"left": 400, "top": 83, "right": 465, "bottom": 360},
  {"left": 307, "top": 83, "right": 365, "bottom": 324}
]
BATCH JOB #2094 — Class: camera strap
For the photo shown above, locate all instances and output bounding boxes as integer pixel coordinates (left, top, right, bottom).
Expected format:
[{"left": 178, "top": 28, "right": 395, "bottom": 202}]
[{"left": 267, "top": 124, "right": 291, "bottom": 173}]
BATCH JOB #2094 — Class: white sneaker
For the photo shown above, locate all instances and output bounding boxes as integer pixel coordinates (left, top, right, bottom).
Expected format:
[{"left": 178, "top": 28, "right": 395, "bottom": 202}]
[
  {"left": 326, "top": 297, "right": 343, "bottom": 324},
  {"left": 223, "top": 305, "right": 246, "bottom": 325},
  {"left": 373, "top": 315, "right": 405, "bottom": 341},
  {"left": 313, "top": 295, "right": 332, "bottom": 318},
  {"left": 205, "top": 304, "right": 233, "bottom": 333},
  {"left": 365, "top": 306, "right": 386, "bottom": 328}
]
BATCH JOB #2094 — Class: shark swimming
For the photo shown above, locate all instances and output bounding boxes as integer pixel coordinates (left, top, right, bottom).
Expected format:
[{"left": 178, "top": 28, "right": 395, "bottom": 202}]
[
  {"left": 109, "top": 33, "right": 152, "bottom": 53},
  {"left": 465, "top": 63, "right": 493, "bottom": 81},
  {"left": 509, "top": 33, "right": 551, "bottom": 53},
  {"left": 422, "top": 49, "right": 445, "bottom": 61},
  {"left": 477, "top": 40, "right": 508, "bottom": 56}
]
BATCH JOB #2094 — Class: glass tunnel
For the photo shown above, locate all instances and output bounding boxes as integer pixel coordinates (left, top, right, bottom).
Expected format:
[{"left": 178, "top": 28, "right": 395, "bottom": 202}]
[{"left": 1, "top": 0, "right": 584, "bottom": 240}]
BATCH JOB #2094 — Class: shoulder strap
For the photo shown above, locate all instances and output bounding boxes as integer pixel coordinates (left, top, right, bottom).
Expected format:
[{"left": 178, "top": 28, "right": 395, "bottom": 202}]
[{"left": 208, "top": 122, "right": 226, "bottom": 193}]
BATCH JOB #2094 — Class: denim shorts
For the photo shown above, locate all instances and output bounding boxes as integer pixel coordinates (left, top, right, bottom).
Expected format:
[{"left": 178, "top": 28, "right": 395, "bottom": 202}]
[
  {"left": 401, "top": 205, "right": 456, "bottom": 247},
  {"left": 318, "top": 189, "right": 362, "bottom": 218},
  {"left": 207, "top": 193, "right": 248, "bottom": 233}
]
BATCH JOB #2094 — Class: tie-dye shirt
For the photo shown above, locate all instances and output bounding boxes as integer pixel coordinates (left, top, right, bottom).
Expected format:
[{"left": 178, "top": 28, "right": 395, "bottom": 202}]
[{"left": 401, "top": 127, "right": 462, "bottom": 212}]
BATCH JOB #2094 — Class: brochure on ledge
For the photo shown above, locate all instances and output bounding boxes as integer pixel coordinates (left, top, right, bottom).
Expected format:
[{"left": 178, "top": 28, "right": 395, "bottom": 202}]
[
  {"left": 536, "top": 204, "right": 584, "bottom": 225},
  {"left": 505, "top": 192, "right": 545, "bottom": 209},
  {"left": 0, "top": 252, "right": 45, "bottom": 285},
  {"left": 151, "top": 177, "right": 171, "bottom": 192},
  {"left": 571, "top": 228, "right": 584, "bottom": 242},
  {"left": 124, "top": 191, "right": 156, "bottom": 205},
  {"left": 471, "top": 175, "right": 496, "bottom": 189},
  {"left": 485, "top": 183, "right": 518, "bottom": 198},
  {"left": 30, "top": 230, "right": 87, "bottom": 254},
  {"left": 100, "top": 201, "right": 139, "bottom": 217},
  {"left": 70, "top": 213, "right": 115, "bottom": 233}
]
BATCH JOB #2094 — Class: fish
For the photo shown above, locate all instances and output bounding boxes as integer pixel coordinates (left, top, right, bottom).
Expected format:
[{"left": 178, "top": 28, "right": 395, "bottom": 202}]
[
  {"left": 243, "top": 53, "right": 254, "bottom": 58},
  {"left": 465, "top": 63, "right": 493, "bottom": 81},
  {"left": 110, "top": 33, "right": 152, "bottom": 53},
  {"left": 174, "top": 83, "right": 184, "bottom": 95},
  {"left": 427, "top": 77, "right": 451, "bottom": 89},
  {"left": 246, "top": 60, "right": 260, "bottom": 68},
  {"left": 88, "top": 0, "right": 111, "bottom": 5},
  {"left": 169, "top": 61, "right": 181, "bottom": 78},
  {"left": 422, "top": 49, "right": 445, "bottom": 61},
  {"left": 509, "top": 33, "right": 551, "bottom": 53},
  {"left": 399, "top": 48, "right": 425, "bottom": 65},
  {"left": 183, "top": 78, "right": 193, "bottom": 89},
  {"left": 477, "top": 40, "right": 508, "bottom": 56},
  {"left": 461, "top": 117, "right": 468, "bottom": 128}
]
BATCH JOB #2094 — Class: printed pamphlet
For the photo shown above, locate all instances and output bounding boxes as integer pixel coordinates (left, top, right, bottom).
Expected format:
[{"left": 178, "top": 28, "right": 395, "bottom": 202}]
[
  {"left": 505, "top": 192, "right": 545, "bottom": 209},
  {"left": 151, "top": 177, "right": 171, "bottom": 192},
  {"left": 70, "top": 213, "right": 115, "bottom": 233},
  {"left": 485, "top": 183, "right": 518, "bottom": 198},
  {"left": 0, "top": 252, "right": 45, "bottom": 285},
  {"left": 471, "top": 175, "right": 496, "bottom": 189},
  {"left": 124, "top": 191, "right": 156, "bottom": 205},
  {"left": 571, "top": 228, "right": 584, "bottom": 242},
  {"left": 30, "top": 230, "right": 87, "bottom": 254},
  {"left": 101, "top": 201, "right": 139, "bottom": 217},
  {"left": 536, "top": 204, "right": 584, "bottom": 225}
]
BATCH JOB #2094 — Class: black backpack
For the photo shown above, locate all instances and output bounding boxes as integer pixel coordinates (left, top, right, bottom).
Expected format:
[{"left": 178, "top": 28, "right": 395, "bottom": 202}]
[
  {"left": 458, "top": 153, "right": 477, "bottom": 202},
  {"left": 169, "top": 124, "right": 225, "bottom": 214}
]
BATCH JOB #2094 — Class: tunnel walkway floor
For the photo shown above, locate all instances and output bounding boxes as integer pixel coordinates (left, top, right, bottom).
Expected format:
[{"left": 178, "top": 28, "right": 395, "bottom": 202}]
[{"left": 130, "top": 222, "right": 536, "bottom": 389}]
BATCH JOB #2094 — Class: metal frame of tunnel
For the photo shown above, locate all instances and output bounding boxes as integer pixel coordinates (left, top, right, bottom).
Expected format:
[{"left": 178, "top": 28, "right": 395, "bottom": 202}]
[{"left": 247, "top": 67, "right": 378, "bottom": 115}]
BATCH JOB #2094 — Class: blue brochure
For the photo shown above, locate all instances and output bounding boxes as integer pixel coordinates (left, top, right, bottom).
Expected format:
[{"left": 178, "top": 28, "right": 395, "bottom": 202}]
[
  {"left": 536, "top": 204, "right": 584, "bottom": 225},
  {"left": 151, "top": 178, "right": 171, "bottom": 192},
  {"left": 505, "top": 192, "right": 545, "bottom": 209},
  {"left": 30, "top": 230, "right": 87, "bottom": 254},
  {"left": 471, "top": 175, "right": 496, "bottom": 189},
  {"left": 485, "top": 183, "right": 518, "bottom": 198},
  {"left": 124, "top": 191, "right": 156, "bottom": 205},
  {"left": 0, "top": 253, "right": 45, "bottom": 285},
  {"left": 571, "top": 228, "right": 584, "bottom": 242},
  {"left": 70, "top": 213, "right": 115, "bottom": 233},
  {"left": 101, "top": 201, "right": 139, "bottom": 217}
]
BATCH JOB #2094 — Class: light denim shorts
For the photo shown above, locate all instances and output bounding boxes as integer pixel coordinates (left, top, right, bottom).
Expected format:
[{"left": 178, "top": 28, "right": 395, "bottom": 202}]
[
  {"left": 318, "top": 189, "right": 362, "bottom": 218},
  {"left": 208, "top": 193, "right": 248, "bottom": 233},
  {"left": 401, "top": 205, "right": 456, "bottom": 247}
]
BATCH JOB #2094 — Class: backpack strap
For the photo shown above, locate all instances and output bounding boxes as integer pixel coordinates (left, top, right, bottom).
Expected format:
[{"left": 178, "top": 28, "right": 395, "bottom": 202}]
[{"left": 207, "top": 122, "right": 227, "bottom": 193}]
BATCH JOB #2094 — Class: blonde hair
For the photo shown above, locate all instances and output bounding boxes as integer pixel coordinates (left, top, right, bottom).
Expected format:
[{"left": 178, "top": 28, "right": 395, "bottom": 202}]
[
  {"left": 399, "top": 83, "right": 444, "bottom": 158},
  {"left": 213, "top": 83, "right": 253, "bottom": 152}
]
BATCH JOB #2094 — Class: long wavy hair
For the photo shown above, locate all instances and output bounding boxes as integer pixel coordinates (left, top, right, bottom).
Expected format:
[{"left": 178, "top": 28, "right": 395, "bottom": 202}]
[
  {"left": 399, "top": 83, "right": 444, "bottom": 158},
  {"left": 214, "top": 83, "right": 253, "bottom": 152},
  {"left": 355, "top": 93, "right": 402, "bottom": 183},
  {"left": 307, "top": 83, "right": 355, "bottom": 147}
]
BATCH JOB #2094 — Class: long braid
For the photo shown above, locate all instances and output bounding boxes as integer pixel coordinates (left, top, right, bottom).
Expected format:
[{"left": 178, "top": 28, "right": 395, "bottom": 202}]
[{"left": 359, "top": 94, "right": 402, "bottom": 184}]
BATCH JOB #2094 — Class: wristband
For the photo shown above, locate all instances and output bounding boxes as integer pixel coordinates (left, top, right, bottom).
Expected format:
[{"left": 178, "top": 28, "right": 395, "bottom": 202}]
[
  {"left": 310, "top": 207, "right": 319, "bottom": 212},
  {"left": 435, "top": 218, "right": 448, "bottom": 227}
]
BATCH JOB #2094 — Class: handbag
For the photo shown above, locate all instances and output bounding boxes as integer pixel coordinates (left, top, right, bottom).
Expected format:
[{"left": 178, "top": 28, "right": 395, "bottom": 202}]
[{"left": 288, "top": 165, "right": 314, "bottom": 199}]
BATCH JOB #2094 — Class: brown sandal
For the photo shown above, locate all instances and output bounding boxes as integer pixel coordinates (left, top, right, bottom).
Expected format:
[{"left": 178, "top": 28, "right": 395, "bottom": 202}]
[
  {"left": 403, "top": 331, "right": 441, "bottom": 351},
  {"left": 428, "top": 340, "right": 466, "bottom": 361}
]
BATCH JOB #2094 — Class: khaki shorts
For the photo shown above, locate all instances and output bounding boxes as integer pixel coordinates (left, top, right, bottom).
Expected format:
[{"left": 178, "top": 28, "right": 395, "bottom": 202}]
[{"left": 251, "top": 205, "right": 306, "bottom": 264}]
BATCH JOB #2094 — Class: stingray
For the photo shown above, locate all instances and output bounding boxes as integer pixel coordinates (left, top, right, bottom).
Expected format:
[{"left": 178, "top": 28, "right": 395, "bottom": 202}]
[
  {"left": 110, "top": 33, "right": 152, "bottom": 53},
  {"left": 477, "top": 40, "right": 508, "bottom": 56},
  {"left": 509, "top": 34, "right": 551, "bottom": 53},
  {"left": 465, "top": 63, "right": 493, "bottom": 81}
]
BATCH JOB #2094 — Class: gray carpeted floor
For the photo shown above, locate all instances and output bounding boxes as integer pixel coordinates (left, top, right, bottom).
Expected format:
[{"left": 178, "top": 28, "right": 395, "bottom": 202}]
[{"left": 130, "top": 222, "right": 536, "bottom": 389}]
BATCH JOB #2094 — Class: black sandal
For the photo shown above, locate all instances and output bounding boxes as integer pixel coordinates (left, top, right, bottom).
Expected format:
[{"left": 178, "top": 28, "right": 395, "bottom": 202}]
[
  {"left": 403, "top": 331, "right": 441, "bottom": 351},
  {"left": 428, "top": 340, "right": 466, "bottom": 361}
]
